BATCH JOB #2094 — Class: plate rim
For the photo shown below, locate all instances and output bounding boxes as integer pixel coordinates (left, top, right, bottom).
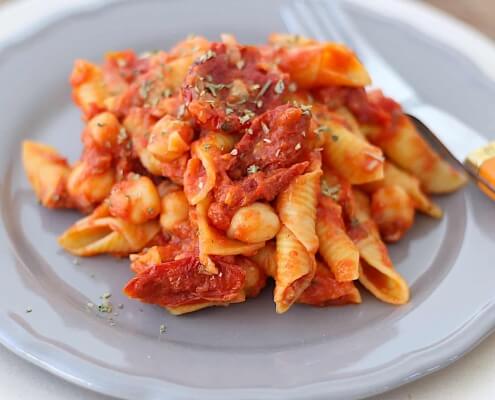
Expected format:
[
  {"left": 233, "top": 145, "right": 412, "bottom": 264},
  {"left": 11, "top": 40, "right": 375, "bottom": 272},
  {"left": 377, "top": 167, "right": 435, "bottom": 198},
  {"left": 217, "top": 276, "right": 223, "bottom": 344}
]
[{"left": 1, "top": 1, "right": 495, "bottom": 399}]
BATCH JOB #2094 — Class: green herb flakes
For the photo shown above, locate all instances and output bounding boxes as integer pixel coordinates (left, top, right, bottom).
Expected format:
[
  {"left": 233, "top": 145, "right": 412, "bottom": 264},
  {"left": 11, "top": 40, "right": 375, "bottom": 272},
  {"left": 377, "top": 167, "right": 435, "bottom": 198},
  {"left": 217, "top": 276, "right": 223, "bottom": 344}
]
[
  {"left": 321, "top": 181, "right": 341, "bottom": 201},
  {"left": 239, "top": 109, "right": 255, "bottom": 124},
  {"left": 198, "top": 50, "right": 216, "bottom": 63},
  {"left": 97, "top": 292, "right": 113, "bottom": 313},
  {"left": 118, "top": 127, "right": 128, "bottom": 144},
  {"left": 205, "top": 82, "right": 232, "bottom": 97},
  {"left": 139, "top": 80, "right": 152, "bottom": 99},
  {"left": 299, "top": 103, "right": 312, "bottom": 116},
  {"left": 256, "top": 80, "right": 272, "bottom": 99},
  {"left": 177, "top": 104, "right": 186, "bottom": 118},
  {"left": 274, "top": 80, "right": 285, "bottom": 95},
  {"left": 247, "top": 164, "right": 260, "bottom": 174}
]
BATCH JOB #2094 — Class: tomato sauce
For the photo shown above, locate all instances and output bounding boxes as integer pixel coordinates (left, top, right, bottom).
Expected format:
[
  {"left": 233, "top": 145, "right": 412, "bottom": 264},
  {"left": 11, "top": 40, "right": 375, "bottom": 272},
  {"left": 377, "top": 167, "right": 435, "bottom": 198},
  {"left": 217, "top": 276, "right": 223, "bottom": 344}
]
[
  {"left": 208, "top": 162, "right": 308, "bottom": 230},
  {"left": 298, "top": 263, "right": 357, "bottom": 306}
]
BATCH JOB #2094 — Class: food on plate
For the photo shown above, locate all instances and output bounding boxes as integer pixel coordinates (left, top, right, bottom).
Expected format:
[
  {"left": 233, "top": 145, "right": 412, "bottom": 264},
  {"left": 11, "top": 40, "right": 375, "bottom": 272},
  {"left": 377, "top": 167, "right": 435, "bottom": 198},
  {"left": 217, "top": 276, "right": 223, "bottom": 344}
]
[{"left": 22, "top": 34, "right": 466, "bottom": 314}]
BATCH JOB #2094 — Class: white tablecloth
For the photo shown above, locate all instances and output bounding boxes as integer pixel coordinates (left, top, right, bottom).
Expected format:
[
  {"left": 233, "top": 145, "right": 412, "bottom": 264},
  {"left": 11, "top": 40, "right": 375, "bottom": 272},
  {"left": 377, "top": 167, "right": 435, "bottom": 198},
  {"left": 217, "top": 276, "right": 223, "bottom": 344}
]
[{"left": 1, "top": 332, "right": 495, "bottom": 399}]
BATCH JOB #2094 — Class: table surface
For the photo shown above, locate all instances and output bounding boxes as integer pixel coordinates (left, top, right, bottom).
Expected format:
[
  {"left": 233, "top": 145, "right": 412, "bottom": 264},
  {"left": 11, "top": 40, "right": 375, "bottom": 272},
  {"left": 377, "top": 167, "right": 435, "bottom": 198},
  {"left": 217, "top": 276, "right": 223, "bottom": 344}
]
[{"left": 1, "top": 0, "right": 494, "bottom": 399}]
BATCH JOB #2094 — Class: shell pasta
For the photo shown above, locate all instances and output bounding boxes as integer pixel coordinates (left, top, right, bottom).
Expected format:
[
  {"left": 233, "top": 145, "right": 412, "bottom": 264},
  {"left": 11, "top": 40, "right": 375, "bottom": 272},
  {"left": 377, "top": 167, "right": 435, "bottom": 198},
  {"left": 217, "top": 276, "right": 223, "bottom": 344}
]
[{"left": 22, "top": 34, "right": 465, "bottom": 314}]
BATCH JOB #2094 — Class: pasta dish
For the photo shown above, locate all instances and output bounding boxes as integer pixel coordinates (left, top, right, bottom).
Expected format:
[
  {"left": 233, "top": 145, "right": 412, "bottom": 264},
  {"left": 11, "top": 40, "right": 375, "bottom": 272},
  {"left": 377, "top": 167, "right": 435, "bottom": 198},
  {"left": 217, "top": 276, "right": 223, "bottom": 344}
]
[{"left": 22, "top": 34, "right": 466, "bottom": 314}]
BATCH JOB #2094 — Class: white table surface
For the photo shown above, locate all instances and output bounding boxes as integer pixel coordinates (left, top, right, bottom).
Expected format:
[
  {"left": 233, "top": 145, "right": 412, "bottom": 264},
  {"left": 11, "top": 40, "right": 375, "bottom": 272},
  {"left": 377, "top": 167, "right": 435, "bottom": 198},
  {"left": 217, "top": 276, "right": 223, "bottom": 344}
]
[
  {"left": 1, "top": 332, "right": 494, "bottom": 399},
  {"left": 1, "top": 0, "right": 495, "bottom": 399}
]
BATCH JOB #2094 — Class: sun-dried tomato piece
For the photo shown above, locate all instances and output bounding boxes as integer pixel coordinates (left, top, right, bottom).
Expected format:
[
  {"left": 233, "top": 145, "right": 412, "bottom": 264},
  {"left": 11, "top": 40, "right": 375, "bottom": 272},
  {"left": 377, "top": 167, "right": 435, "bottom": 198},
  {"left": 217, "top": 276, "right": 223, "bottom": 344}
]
[
  {"left": 183, "top": 42, "right": 288, "bottom": 132},
  {"left": 226, "top": 104, "right": 312, "bottom": 179},
  {"left": 123, "top": 256, "right": 246, "bottom": 307}
]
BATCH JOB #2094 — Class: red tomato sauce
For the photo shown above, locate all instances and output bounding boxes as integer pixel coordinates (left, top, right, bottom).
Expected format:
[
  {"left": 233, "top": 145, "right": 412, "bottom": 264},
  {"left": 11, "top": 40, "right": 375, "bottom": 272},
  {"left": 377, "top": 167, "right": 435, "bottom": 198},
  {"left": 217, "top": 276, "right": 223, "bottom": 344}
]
[{"left": 298, "top": 263, "right": 357, "bottom": 306}]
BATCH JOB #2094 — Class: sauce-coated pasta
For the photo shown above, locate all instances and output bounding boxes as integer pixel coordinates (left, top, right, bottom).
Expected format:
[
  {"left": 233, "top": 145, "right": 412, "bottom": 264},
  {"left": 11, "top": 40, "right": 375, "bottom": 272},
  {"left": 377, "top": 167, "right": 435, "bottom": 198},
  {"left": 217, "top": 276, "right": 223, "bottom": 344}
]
[{"left": 22, "top": 33, "right": 465, "bottom": 314}]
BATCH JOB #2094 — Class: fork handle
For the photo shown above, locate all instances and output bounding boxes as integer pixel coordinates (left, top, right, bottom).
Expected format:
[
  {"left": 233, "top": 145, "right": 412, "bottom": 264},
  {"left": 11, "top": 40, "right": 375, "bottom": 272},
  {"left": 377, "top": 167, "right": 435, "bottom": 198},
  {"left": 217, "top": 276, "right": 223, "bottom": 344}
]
[{"left": 466, "top": 142, "right": 495, "bottom": 200}]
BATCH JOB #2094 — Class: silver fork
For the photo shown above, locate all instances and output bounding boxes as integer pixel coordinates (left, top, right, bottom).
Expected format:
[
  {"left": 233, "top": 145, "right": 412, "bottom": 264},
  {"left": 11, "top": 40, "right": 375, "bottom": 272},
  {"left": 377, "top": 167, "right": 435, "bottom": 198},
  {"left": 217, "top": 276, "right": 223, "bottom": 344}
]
[{"left": 281, "top": 0, "right": 495, "bottom": 196}]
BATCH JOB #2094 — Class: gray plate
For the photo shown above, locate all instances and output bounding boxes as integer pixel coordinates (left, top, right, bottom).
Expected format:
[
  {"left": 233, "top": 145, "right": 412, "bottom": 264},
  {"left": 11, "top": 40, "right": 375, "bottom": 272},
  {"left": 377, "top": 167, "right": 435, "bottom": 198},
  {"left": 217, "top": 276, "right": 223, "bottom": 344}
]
[{"left": 0, "top": 1, "right": 494, "bottom": 399}]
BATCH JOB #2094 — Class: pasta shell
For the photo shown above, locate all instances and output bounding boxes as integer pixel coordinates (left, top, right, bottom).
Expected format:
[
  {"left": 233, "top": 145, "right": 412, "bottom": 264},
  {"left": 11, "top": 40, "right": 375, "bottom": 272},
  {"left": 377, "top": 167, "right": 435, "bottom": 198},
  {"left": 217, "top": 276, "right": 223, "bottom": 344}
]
[
  {"left": 22, "top": 141, "right": 72, "bottom": 208},
  {"left": 316, "top": 199, "right": 359, "bottom": 281},
  {"left": 166, "top": 302, "right": 230, "bottom": 315},
  {"left": 322, "top": 119, "right": 384, "bottom": 184},
  {"left": 277, "top": 169, "right": 321, "bottom": 254},
  {"left": 361, "top": 115, "right": 467, "bottom": 194},
  {"left": 59, "top": 203, "right": 160, "bottom": 256},
  {"left": 196, "top": 198, "right": 265, "bottom": 272},
  {"left": 274, "top": 226, "right": 316, "bottom": 313},
  {"left": 250, "top": 242, "right": 277, "bottom": 278},
  {"left": 348, "top": 190, "right": 410, "bottom": 304}
]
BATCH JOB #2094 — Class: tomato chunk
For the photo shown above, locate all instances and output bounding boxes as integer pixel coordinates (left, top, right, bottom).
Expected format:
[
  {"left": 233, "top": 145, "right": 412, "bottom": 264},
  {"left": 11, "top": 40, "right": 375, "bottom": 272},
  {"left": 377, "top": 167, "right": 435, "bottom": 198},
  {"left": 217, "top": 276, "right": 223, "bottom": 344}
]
[
  {"left": 226, "top": 104, "right": 312, "bottom": 179},
  {"left": 183, "top": 42, "right": 288, "bottom": 132},
  {"left": 124, "top": 256, "right": 246, "bottom": 307}
]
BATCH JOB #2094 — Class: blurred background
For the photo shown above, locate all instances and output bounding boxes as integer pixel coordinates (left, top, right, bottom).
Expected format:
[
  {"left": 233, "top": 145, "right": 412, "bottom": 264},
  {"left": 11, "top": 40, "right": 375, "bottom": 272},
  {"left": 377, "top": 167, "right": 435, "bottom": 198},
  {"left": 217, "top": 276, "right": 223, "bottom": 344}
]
[
  {"left": 0, "top": 0, "right": 494, "bottom": 39},
  {"left": 0, "top": 0, "right": 494, "bottom": 40},
  {"left": 425, "top": 0, "right": 495, "bottom": 38}
]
